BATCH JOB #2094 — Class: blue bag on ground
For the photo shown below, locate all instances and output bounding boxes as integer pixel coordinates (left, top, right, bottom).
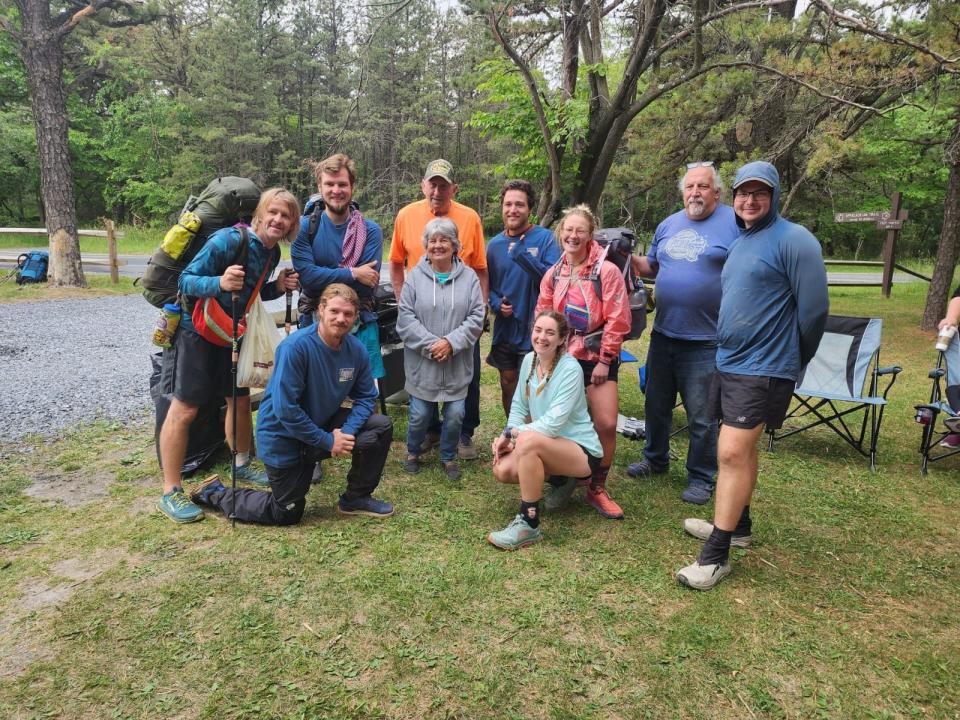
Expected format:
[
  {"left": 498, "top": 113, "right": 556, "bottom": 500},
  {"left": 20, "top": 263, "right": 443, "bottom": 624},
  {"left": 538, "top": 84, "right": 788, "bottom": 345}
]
[{"left": 16, "top": 251, "right": 49, "bottom": 284}]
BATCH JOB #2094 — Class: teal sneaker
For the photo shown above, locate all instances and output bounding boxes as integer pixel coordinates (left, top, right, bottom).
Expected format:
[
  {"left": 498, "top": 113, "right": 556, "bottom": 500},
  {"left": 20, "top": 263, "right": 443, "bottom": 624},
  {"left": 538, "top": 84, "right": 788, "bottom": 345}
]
[
  {"left": 157, "top": 487, "right": 204, "bottom": 523},
  {"left": 544, "top": 476, "right": 577, "bottom": 511},
  {"left": 235, "top": 460, "right": 269, "bottom": 487},
  {"left": 487, "top": 514, "right": 542, "bottom": 551}
]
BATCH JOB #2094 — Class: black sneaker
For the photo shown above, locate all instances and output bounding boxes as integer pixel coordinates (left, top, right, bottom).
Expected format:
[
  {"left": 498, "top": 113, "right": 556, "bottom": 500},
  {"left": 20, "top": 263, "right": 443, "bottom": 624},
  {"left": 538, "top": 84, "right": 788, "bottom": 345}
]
[{"left": 626, "top": 458, "right": 668, "bottom": 478}]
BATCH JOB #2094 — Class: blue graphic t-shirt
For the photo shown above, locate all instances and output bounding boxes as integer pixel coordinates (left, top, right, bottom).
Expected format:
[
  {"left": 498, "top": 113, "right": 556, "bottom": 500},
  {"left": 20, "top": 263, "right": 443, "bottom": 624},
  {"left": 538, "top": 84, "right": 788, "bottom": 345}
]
[{"left": 647, "top": 204, "right": 740, "bottom": 340}]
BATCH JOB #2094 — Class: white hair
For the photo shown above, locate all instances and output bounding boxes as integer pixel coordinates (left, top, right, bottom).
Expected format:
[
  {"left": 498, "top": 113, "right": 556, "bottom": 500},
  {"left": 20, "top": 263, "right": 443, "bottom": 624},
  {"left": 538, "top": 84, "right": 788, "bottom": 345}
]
[{"left": 677, "top": 165, "right": 724, "bottom": 196}]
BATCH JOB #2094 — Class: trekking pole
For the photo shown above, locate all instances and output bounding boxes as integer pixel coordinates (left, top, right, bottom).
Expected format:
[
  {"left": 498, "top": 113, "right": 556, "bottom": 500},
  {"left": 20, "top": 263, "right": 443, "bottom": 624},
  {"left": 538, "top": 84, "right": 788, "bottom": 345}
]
[
  {"left": 284, "top": 272, "right": 293, "bottom": 336},
  {"left": 230, "top": 289, "right": 240, "bottom": 529}
]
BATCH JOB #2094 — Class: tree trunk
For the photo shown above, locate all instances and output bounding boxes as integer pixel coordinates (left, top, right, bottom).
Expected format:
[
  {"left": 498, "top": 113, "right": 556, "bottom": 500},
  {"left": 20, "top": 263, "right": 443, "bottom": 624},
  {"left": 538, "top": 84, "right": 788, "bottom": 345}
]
[
  {"left": 16, "top": 0, "right": 85, "bottom": 286},
  {"left": 922, "top": 151, "right": 960, "bottom": 330}
]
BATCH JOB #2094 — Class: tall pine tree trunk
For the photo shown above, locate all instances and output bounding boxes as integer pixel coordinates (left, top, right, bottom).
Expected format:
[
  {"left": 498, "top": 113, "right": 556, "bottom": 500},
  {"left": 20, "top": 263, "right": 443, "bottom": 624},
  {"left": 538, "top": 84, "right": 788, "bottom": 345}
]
[
  {"left": 922, "top": 119, "right": 960, "bottom": 331},
  {"left": 15, "top": 0, "right": 86, "bottom": 287}
]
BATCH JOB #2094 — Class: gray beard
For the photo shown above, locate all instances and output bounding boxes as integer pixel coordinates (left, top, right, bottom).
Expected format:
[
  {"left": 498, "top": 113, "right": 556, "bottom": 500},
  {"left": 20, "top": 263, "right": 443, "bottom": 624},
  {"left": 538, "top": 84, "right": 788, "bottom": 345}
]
[{"left": 687, "top": 201, "right": 706, "bottom": 218}]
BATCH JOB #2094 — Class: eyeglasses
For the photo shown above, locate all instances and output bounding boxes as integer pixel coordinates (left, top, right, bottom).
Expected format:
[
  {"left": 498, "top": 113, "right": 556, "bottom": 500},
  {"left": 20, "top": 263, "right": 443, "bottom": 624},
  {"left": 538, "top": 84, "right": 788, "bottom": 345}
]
[
  {"left": 686, "top": 161, "right": 714, "bottom": 169},
  {"left": 734, "top": 188, "right": 771, "bottom": 201},
  {"left": 564, "top": 229, "right": 592, "bottom": 238}
]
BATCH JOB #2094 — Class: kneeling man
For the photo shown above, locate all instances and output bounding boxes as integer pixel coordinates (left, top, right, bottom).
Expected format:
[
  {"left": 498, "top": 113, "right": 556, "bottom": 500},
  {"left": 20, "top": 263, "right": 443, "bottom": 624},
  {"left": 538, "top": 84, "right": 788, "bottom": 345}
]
[{"left": 191, "top": 284, "right": 395, "bottom": 523}]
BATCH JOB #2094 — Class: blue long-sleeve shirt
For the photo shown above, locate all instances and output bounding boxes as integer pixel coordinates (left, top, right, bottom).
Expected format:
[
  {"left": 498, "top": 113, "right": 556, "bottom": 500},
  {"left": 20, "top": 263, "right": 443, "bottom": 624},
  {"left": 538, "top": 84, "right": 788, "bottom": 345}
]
[
  {"left": 291, "top": 202, "right": 383, "bottom": 323},
  {"left": 178, "top": 226, "right": 282, "bottom": 331},
  {"left": 486, "top": 224, "right": 560, "bottom": 352},
  {"left": 716, "top": 161, "right": 829, "bottom": 380},
  {"left": 255, "top": 325, "right": 377, "bottom": 467}
]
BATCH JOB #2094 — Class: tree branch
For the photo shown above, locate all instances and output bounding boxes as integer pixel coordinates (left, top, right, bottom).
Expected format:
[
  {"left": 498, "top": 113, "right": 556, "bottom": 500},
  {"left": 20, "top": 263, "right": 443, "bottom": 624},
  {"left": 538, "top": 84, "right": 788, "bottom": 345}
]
[
  {"left": 643, "top": 0, "right": 798, "bottom": 73},
  {"left": 0, "top": 13, "right": 20, "bottom": 41},
  {"left": 487, "top": 7, "right": 563, "bottom": 218},
  {"left": 811, "top": 0, "right": 960, "bottom": 73}
]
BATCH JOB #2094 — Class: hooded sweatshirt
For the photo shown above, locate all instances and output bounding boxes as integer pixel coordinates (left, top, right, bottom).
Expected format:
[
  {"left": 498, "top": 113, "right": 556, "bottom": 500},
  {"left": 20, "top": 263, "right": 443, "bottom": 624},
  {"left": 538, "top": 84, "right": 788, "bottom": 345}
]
[
  {"left": 535, "top": 240, "right": 632, "bottom": 366},
  {"left": 396, "top": 255, "right": 484, "bottom": 402},
  {"left": 716, "top": 161, "right": 829, "bottom": 381}
]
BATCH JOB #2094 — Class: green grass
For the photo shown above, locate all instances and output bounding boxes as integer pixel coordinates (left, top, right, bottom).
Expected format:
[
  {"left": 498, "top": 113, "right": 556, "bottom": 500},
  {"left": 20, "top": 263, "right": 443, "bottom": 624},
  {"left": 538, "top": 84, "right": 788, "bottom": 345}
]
[
  {"left": 0, "top": 283, "right": 957, "bottom": 719},
  {"left": 0, "top": 273, "right": 138, "bottom": 302},
  {"left": 0, "top": 227, "right": 161, "bottom": 255},
  {"left": 0, "top": 227, "right": 298, "bottom": 261}
]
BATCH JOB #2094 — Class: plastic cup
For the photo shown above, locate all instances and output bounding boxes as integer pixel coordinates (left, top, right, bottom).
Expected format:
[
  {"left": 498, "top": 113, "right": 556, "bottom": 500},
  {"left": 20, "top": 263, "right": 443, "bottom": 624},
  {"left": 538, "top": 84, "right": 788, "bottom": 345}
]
[{"left": 935, "top": 325, "right": 957, "bottom": 352}]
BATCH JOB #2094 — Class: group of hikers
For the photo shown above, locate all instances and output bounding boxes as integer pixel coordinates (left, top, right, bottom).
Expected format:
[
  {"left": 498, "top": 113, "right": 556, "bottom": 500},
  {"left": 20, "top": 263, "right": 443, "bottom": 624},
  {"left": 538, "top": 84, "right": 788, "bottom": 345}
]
[{"left": 155, "top": 152, "right": 831, "bottom": 591}]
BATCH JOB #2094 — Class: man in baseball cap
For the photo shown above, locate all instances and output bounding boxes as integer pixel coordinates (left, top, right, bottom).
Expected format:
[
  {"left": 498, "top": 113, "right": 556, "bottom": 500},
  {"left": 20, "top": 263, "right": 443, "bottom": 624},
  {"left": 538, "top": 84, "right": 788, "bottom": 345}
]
[
  {"left": 389, "top": 159, "right": 488, "bottom": 462},
  {"left": 676, "top": 160, "right": 829, "bottom": 591}
]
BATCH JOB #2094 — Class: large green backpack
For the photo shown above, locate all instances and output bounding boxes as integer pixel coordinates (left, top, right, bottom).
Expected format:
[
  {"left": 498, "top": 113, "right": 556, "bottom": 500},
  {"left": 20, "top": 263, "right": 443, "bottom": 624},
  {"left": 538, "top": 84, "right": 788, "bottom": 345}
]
[{"left": 140, "top": 176, "right": 261, "bottom": 308}]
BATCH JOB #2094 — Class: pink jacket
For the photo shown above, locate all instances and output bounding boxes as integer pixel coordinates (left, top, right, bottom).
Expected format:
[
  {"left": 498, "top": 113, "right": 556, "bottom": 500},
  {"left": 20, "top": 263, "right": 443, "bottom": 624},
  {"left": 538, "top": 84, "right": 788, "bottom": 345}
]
[{"left": 536, "top": 241, "right": 631, "bottom": 365}]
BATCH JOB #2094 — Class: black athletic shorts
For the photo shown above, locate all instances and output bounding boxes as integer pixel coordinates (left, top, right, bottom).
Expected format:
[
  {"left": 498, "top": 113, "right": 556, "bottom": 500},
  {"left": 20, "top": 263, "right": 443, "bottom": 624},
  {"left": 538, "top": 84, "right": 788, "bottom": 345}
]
[
  {"left": 708, "top": 371, "right": 795, "bottom": 430},
  {"left": 486, "top": 343, "right": 528, "bottom": 372},
  {"left": 163, "top": 326, "right": 250, "bottom": 407},
  {"left": 577, "top": 357, "right": 620, "bottom": 386}
]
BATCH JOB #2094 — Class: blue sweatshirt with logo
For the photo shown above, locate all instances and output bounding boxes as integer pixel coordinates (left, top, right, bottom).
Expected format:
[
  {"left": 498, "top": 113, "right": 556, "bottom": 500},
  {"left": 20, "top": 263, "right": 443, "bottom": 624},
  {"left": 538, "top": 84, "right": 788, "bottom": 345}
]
[
  {"left": 255, "top": 325, "right": 377, "bottom": 467},
  {"left": 716, "top": 161, "right": 829, "bottom": 381}
]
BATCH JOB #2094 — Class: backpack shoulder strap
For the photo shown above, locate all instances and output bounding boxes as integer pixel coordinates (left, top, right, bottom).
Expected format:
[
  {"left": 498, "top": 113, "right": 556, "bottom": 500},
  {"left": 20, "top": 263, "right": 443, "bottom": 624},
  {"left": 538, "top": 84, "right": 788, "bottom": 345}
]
[
  {"left": 308, "top": 201, "right": 323, "bottom": 239},
  {"left": 551, "top": 261, "right": 562, "bottom": 288}
]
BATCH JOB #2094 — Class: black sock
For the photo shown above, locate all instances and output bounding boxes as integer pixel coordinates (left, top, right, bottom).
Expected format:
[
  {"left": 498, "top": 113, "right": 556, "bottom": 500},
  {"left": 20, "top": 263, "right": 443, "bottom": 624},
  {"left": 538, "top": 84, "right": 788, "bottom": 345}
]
[
  {"left": 699, "top": 527, "right": 732, "bottom": 566},
  {"left": 519, "top": 499, "right": 541, "bottom": 528},
  {"left": 734, "top": 505, "right": 752, "bottom": 536},
  {"left": 589, "top": 465, "right": 609, "bottom": 491}
]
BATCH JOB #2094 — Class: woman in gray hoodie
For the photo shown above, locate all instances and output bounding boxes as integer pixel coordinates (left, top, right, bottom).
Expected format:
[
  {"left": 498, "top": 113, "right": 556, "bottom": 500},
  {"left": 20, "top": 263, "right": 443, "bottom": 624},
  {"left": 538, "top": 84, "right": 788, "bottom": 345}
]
[{"left": 397, "top": 217, "right": 485, "bottom": 479}]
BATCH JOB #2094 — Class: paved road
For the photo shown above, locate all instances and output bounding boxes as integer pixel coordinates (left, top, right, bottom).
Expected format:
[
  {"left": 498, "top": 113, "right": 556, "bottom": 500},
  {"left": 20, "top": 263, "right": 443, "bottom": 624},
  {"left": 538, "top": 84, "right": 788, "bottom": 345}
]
[
  {"left": 0, "top": 249, "right": 920, "bottom": 285},
  {"left": 0, "top": 251, "right": 293, "bottom": 279}
]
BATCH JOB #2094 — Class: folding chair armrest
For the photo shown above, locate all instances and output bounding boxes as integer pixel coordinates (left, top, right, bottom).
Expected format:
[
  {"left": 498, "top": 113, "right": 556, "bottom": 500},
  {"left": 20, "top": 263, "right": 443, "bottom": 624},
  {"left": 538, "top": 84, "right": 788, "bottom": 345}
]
[
  {"left": 929, "top": 368, "right": 946, "bottom": 380},
  {"left": 877, "top": 365, "right": 901, "bottom": 376},
  {"left": 914, "top": 403, "right": 940, "bottom": 413}
]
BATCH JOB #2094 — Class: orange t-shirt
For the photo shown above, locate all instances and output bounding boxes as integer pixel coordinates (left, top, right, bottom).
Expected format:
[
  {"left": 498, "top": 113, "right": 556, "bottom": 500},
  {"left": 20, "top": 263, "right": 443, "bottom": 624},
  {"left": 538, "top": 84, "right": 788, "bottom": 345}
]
[{"left": 389, "top": 199, "right": 487, "bottom": 271}]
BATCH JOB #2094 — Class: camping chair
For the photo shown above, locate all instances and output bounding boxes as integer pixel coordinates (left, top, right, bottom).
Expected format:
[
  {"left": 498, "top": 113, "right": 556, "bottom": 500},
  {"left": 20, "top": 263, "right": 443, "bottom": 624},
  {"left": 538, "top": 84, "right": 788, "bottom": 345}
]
[
  {"left": 915, "top": 332, "right": 960, "bottom": 474},
  {"left": 767, "top": 315, "right": 901, "bottom": 471}
]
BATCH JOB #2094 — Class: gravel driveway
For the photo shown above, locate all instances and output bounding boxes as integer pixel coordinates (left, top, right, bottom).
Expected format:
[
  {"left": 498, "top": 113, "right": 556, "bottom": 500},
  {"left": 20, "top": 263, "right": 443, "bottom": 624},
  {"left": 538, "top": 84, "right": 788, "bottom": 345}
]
[
  {"left": 0, "top": 295, "right": 158, "bottom": 440},
  {"left": 0, "top": 294, "right": 292, "bottom": 441}
]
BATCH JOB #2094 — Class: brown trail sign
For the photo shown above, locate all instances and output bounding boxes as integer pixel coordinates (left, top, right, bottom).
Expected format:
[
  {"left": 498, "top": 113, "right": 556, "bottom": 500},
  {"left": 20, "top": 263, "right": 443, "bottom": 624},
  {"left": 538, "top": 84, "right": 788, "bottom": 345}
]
[{"left": 833, "top": 191, "right": 923, "bottom": 297}]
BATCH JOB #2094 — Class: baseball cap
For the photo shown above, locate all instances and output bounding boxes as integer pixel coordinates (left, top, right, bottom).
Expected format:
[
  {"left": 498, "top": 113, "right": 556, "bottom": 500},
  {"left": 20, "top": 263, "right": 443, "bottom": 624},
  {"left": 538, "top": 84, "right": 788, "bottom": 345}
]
[
  {"left": 423, "top": 159, "right": 454, "bottom": 183},
  {"left": 732, "top": 175, "right": 773, "bottom": 190}
]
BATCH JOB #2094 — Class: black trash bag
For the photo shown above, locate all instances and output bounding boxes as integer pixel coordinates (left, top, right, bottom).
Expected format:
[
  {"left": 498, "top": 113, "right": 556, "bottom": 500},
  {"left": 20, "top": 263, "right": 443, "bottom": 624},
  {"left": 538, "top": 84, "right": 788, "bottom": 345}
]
[{"left": 150, "top": 352, "right": 227, "bottom": 476}]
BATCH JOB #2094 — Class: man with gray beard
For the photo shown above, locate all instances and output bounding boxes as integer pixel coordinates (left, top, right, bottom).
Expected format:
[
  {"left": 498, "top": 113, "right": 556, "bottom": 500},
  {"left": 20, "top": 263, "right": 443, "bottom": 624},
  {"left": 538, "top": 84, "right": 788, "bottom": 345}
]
[{"left": 627, "top": 162, "right": 740, "bottom": 504}]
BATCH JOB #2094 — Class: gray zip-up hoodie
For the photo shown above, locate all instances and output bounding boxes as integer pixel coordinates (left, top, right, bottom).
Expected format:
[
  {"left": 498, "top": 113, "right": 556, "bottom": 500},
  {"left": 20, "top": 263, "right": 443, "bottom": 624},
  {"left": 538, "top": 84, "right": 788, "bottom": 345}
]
[{"left": 397, "top": 255, "right": 484, "bottom": 402}]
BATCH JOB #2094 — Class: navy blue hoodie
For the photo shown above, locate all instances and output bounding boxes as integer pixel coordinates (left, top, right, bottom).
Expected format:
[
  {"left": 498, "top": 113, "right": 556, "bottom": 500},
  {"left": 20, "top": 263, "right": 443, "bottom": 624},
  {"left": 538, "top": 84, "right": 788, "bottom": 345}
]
[{"left": 716, "top": 161, "right": 829, "bottom": 380}]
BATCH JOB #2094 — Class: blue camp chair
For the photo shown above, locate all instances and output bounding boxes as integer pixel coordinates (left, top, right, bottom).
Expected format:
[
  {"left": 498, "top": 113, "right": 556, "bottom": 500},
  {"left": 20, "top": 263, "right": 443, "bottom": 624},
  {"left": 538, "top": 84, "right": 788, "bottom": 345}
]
[
  {"left": 915, "top": 332, "right": 960, "bottom": 474},
  {"left": 767, "top": 315, "right": 901, "bottom": 471}
]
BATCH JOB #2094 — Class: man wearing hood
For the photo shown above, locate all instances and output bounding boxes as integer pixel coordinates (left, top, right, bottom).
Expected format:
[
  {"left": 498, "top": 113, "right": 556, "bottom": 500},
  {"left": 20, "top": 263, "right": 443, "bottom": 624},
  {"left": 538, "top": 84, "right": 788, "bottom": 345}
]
[{"left": 676, "top": 160, "right": 829, "bottom": 591}]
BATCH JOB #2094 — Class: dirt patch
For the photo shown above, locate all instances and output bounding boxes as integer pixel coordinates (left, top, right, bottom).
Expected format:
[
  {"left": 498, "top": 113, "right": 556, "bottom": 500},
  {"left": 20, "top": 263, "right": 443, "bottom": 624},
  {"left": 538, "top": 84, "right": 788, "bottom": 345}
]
[
  {"left": 22, "top": 446, "right": 141, "bottom": 507},
  {"left": 23, "top": 468, "right": 116, "bottom": 507},
  {"left": 0, "top": 548, "right": 133, "bottom": 678}
]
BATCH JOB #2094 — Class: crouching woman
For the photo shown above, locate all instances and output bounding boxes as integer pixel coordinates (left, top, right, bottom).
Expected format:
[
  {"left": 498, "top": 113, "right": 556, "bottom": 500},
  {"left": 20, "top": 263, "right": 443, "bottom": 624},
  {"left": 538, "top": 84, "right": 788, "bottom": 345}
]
[{"left": 487, "top": 310, "right": 603, "bottom": 549}]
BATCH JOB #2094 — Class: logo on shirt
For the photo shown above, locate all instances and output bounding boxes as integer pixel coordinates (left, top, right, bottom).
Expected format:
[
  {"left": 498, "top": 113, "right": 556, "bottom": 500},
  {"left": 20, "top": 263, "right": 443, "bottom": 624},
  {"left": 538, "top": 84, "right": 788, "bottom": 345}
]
[
  {"left": 339, "top": 367, "right": 355, "bottom": 383},
  {"left": 527, "top": 247, "right": 539, "bottom": 257},
  {"left": 663, "top": 229, "right": 708, "bottom": 262}
]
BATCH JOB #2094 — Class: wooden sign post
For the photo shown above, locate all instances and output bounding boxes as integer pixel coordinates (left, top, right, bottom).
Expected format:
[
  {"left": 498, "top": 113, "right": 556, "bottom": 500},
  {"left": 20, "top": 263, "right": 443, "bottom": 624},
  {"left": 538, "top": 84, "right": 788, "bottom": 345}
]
[{"left": 834, "top": 191, "right": 908, "bottom": 298}]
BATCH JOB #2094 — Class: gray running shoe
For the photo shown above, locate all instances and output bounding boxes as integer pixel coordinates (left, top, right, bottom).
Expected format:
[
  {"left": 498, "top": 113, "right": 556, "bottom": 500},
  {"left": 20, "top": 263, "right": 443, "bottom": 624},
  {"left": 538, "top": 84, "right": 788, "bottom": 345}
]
[
  {"left": 676, "top": 560, "right": 731, "bottom": 591},
  {"left": 683, "top": 518, "right": 752, "bottom": 548}
]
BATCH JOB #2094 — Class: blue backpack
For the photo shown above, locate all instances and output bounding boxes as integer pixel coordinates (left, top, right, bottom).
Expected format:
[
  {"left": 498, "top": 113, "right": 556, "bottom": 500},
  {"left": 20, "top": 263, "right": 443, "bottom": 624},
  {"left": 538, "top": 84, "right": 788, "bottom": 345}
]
[{"left": 16, "top": 251, "right": 49, "bottom": 284}]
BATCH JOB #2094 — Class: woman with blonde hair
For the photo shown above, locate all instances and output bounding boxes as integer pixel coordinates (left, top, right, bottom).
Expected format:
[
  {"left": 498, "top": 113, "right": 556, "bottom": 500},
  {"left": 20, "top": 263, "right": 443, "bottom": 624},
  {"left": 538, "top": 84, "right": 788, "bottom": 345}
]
[{"left": 535, "top": 204, "right": 631, "bottom": 519}]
